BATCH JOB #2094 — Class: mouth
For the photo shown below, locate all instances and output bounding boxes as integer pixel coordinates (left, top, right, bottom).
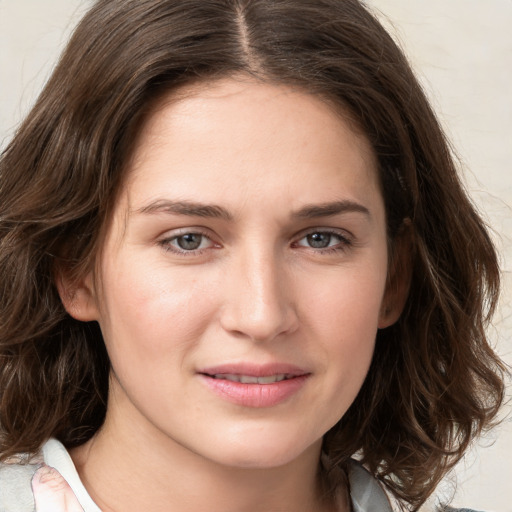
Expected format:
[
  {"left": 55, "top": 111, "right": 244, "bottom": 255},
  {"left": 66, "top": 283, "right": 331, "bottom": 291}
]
[
  {"left": 197, "top": 363, "right": 310, "bottom": 407},
  {"left": 206, "top": 373, "right": 296, "bottom": 384}
]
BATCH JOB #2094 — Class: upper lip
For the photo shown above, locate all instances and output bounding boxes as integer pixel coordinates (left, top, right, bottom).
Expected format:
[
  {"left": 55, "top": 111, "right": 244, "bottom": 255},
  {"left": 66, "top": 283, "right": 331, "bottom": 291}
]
[{"left": 198, "top": 363, "right": 309, "bottom": 378}]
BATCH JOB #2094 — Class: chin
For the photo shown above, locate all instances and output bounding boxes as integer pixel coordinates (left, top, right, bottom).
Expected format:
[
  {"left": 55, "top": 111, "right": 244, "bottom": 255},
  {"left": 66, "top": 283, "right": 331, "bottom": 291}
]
[
  {"left": 204, "top": 433, "right": 322, "bottom": 470},
  {"left": 218, "top": 453, "right": 303, "bottom": 470}
]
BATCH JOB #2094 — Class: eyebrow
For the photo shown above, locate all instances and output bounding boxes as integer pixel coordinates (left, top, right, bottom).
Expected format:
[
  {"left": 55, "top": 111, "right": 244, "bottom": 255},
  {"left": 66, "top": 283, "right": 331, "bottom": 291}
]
[
  {"left": 135, "top": 199, "right": 233, "bottom": 220},
  {"left": 135, "top": 199, "right": 370, "bottom": 221},
  {"left": 293, "top": 200, "right": 370, "bottom": 219}
]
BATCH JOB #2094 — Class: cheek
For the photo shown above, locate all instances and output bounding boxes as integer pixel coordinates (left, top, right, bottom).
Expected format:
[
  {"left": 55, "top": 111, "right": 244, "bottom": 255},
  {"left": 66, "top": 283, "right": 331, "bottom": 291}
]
[
  {"left": 299, "top": 261, "right": 387, "bottom": 399},
  {"left": 302, "top": 259, "right": 387, "bottom": 335},
  {"left": 96, "top": 255, "right": 219, "bottom": 361}
]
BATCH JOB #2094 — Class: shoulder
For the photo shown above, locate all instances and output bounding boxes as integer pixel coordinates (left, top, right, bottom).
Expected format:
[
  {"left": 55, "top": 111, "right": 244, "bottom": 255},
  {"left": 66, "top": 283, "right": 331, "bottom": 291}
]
[
  {"left": 346, "top": 461, "right": 485, "bottom": 512},
  {"left": 0, "top": 454, "right": 41, "bottom": 512},
  {"left": 347, "top": 459, "right": 393, "bottom": 512},
  {"left": 443, "top": 508, "right": 486, "bottom": 512},
  {"left": 1, "top": 440, "right": 98, "bottom": 512}
]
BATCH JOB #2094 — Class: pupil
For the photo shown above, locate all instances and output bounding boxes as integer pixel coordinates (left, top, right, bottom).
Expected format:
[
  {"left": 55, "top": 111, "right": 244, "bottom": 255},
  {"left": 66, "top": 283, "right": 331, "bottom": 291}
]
[
  {"left": 307, "top": 233, "right": 331, "bottom": 248},
  {"left": 177, "top": 234, "right": 202, "bottom": 250}
]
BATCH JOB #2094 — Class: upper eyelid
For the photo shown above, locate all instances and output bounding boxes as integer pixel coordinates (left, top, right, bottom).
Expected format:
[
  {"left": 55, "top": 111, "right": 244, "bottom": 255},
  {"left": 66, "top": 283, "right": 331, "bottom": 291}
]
[
  {"left": 294, "top": 227, "right": 354, "bottom": 240},
  {"left": 291, "top": 229, "right": 355, "bottom": 253},
  {"left": 157, "top": 226, "right": 354, "bottom": 247},
  {"left": 157, "top": 226, "right": 353, "bottom": 238},
  {"left": 159, "top": 226, "right": 215, "bottom": 240},
  {"left": 159, "top": 228, "right": 216, "bottom": 245},
  {"left": 158, "top": 231, "right": 217, "bottom": 256}
]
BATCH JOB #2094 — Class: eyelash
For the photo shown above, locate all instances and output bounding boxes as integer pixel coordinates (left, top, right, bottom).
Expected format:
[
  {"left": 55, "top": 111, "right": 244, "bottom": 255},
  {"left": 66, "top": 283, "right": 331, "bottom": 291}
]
[
  {"left": 293, "top": 229, "right": 353, "bottom": 254},
  {"left": 158, "top": 229, "right": 353, "bottom": 256},
  {"left": 158, "top": 229, "right": 218, "bottom": 256}
]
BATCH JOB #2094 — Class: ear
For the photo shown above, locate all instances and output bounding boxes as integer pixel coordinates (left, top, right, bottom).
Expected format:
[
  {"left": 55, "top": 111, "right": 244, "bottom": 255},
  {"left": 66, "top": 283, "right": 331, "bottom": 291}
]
[
  {"left": 378, "top": 221, "right": 413, "bottom": 329},
  {"left": 55, "top": 269, "right": 100, "bottom": 322}
]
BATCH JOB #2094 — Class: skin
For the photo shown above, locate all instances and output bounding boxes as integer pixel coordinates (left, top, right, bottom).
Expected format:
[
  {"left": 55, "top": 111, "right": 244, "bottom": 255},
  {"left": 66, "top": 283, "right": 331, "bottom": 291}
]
[{"left": 60, "top": 77, "right": 408, "bottom": 512}]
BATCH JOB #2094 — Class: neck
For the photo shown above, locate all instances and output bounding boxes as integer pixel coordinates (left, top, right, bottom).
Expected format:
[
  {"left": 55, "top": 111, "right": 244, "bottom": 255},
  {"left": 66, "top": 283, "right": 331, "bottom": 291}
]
[{"left": 70, "top": 413, "right": 345, "bottom": 512}]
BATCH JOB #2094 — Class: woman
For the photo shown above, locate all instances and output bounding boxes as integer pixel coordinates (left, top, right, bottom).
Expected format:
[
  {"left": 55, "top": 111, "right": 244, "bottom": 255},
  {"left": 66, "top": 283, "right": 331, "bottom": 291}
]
[{"left": 0, "top": 1, "right": 505, "bottom": 510}]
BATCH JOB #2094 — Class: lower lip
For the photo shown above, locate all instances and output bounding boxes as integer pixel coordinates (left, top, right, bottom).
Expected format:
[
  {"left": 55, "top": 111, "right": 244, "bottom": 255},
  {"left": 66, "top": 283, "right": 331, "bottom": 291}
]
[{"left": 199, "top": 374, "right": 310, "bottom": 408}]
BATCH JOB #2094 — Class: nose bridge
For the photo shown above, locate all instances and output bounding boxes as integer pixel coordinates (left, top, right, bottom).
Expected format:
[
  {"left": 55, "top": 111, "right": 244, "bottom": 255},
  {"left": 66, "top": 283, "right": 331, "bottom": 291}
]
[{"left": 220, "top": 241, "right": 297, "bottom": 341}]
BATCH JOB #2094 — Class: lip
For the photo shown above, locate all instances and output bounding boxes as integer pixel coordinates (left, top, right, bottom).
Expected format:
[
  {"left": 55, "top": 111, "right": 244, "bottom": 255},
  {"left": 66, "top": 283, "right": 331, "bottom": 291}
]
[{"left": 197, "top": 363, "right": 310, "bottom": 408}]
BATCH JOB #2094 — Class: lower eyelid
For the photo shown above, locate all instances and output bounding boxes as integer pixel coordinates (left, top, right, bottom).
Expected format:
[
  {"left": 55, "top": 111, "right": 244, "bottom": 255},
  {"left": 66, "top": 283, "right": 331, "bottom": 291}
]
[
  {"left": 158, "top": 229, "right": 353, "bottom": 254},
  {"left": 159, "top": 230, "right": 216, "bottom": 252},
  {"left": 294, "top": 231, "right": 352, "bottom": 247}
]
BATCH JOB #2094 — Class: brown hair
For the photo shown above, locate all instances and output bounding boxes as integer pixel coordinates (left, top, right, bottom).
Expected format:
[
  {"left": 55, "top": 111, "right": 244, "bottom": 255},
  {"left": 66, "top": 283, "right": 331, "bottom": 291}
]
[{"left": 0, "top": 0, "right": 505, "bottom": 509}]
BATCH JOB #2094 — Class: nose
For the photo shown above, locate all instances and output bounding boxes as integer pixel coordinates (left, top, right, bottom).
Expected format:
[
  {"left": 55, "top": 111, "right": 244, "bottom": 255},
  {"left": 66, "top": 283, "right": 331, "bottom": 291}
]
[{"left": 219, "top": 248, "right": 299, "bottom": 342}]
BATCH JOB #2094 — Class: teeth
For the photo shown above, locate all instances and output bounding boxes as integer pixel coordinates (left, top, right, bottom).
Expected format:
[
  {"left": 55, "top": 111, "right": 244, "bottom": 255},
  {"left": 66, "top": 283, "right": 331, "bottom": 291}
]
[
  {"left": 240, "top": 375, "right": 259, "bottom": 384},
  {"left": 224, "top": 374, "right": 242, "bottom": 382},
  {"left": 212, "top": 373, "right": 290, "bottom": 384}
]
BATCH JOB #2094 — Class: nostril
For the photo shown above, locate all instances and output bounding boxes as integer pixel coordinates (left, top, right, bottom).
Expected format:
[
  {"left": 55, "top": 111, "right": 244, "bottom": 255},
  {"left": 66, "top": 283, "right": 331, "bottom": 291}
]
[{"left": 219, "top": 305, "right": 299, "bottom": 342}]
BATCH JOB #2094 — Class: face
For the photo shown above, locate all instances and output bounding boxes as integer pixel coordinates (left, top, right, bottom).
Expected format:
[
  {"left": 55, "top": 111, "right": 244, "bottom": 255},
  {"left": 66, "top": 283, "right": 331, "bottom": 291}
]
[{"left": 66, "top": 78, "right": 401, "bottom": 469}]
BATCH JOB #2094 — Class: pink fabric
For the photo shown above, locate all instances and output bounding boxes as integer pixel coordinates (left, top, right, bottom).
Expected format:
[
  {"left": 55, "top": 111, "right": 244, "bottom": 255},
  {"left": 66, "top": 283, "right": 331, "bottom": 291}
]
[{"left": 31, "top": 465, "right": 83, "bottom": 512}]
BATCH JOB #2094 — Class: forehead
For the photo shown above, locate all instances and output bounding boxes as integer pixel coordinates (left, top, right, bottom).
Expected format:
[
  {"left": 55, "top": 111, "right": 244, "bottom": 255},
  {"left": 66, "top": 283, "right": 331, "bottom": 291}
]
[{"left": 120, "top": 77, "right": 380, "bottom": 218}]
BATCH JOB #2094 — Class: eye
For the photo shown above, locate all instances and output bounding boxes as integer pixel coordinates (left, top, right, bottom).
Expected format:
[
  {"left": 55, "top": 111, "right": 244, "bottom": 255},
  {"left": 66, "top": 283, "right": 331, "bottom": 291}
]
[
  {"left": 160, "top": 231, "right": 216, "bottom": 254},
  {"left": 295, "top": 230, "right": 351, "bottom": 251},
  {"left": 174, "top": 233, "right": 206, "bottom": 250}
]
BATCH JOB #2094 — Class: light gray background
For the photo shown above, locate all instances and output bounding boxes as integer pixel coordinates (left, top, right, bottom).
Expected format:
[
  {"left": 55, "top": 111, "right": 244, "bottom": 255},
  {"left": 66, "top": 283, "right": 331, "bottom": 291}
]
[{"left": 0, "top": 1, "right": 511, "bottom": 510}]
